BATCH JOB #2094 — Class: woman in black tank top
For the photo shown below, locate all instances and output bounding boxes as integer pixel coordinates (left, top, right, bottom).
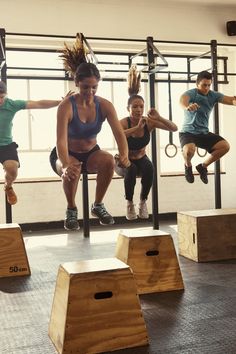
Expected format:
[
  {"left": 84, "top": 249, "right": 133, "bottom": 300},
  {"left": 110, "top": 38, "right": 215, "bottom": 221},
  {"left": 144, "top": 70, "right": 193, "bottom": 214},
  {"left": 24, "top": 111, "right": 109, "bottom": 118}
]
[{"left": 119, "top": 93, "right": 178, "bottom": 221}]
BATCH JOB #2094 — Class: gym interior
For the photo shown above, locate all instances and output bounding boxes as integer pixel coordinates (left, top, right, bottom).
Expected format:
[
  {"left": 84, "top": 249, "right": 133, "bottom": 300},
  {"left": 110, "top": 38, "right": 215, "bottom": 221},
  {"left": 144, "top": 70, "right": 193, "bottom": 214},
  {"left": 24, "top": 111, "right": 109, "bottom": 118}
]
[{"left": 1, "top": 1, "right": 236, "bottom": 353}]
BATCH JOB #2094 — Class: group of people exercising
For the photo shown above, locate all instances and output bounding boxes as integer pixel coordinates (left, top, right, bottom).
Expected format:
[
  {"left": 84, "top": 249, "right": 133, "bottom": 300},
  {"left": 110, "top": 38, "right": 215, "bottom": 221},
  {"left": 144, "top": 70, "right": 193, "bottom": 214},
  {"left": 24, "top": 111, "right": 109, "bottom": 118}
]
[{"left": 1, "top": 39, "right": 236, "bottom": 230}]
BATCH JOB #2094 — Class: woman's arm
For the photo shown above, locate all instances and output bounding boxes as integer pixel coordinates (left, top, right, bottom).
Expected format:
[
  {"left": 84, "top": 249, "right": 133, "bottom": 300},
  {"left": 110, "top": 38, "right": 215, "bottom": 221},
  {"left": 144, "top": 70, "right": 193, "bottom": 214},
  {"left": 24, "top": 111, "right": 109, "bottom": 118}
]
[
  {"left": 120, "top": 117, "right": 146, "bottom": 137},
  {"left": 56, "top": 99, "right": 81, "bottom": 180},
  {"left": 146, "top": 108, "right": 178, "bottom": 132},
  {"left": 56, "top": 100, "right": 70, "bottom": 169}
]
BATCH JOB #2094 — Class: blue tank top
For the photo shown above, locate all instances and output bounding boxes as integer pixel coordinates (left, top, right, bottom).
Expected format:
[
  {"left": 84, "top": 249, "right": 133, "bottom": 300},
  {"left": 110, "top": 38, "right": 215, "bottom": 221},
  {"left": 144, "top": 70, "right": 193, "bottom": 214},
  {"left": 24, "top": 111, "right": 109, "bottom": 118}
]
[
  {"left": 68, "top": 95, "right": 104, "bottom": 139},
  {"left": 126, "top": 117, "right": 150, "bottom": 150}
]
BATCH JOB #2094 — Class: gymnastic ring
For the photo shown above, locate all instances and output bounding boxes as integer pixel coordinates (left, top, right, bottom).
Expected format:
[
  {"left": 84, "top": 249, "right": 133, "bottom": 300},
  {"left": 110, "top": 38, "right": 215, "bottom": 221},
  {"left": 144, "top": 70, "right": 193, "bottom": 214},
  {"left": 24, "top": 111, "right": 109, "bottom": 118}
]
[
  {"left": 197, "top": 147, "right": 207, "bottom": 157},
  {"left": 164, "top": 143, "right": 178, "bottom": 158}
]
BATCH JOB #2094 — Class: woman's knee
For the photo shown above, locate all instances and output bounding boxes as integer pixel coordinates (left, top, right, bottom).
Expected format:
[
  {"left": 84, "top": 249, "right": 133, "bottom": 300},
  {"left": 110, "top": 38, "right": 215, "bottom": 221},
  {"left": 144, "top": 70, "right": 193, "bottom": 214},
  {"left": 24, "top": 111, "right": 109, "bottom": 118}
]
[
  {"left": 146, "top": 160, "right": 154, "bottom": 174},
  {"left": 138, "top": 159, "right": 153, "bottom": 177},
  {"left": 125, "top": 162, "right": 137, "bottom": 175},
  {"left": 97, "top": 153, "right": 115, "bottom": 172}
]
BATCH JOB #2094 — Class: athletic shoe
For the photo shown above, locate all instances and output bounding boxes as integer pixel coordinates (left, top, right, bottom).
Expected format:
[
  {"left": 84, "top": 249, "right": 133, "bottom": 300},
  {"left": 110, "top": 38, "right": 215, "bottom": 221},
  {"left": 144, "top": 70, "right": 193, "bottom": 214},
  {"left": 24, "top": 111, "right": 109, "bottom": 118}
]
[
  {"left": 91, "top": 203, "right": 115, "bottom": 225},
  {"left": 4, "top": 185, "right": 17, "bottom": 205},
  {"left": 64, "top": 208, "right": 80, "bottom": 231},
  {"left": 184, "top": 165, "right": 194, "bottom": 183},
  {"left": 196, "top": 163, "right": 208, "bottom": 184},
  {"left": 126, "top": 202, "right": 137, "bottom": 220},
  {"left": 138, "top": 200, "right": 149, "bottom": 219}
]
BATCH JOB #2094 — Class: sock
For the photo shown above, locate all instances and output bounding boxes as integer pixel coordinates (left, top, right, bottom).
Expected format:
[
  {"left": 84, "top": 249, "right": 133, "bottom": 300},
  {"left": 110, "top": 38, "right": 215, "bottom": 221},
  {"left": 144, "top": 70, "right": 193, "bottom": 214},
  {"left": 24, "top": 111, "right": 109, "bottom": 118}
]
[{"left": 94, "top": 202, "right": 103, "bottom": 207}]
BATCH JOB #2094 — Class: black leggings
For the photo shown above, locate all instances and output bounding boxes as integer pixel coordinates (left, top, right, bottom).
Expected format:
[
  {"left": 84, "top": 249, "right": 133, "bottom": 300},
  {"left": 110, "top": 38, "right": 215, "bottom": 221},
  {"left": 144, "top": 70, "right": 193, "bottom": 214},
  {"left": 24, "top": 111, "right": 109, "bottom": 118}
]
[{"left": 124, "top": 155, "right": 154, "bottom": 201}]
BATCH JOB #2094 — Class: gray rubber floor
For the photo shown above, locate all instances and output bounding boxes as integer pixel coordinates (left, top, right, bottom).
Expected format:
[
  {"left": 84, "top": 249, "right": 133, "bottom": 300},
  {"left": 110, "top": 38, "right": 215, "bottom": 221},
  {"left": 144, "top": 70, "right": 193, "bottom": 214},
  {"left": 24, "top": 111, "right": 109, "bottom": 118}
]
[{"left": 0, "top": 220, "right": 236, "bottom": 354}]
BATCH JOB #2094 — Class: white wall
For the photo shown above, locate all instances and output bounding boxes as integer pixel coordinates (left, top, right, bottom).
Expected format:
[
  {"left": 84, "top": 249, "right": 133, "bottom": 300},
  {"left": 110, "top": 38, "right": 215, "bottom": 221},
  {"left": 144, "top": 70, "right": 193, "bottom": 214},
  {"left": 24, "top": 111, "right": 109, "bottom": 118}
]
[
  {"left": 1, "top": 0, "right": 236, "bottom": 224},
  {"left": 0, "top": 0, "right": 236, "bottom": 43}
]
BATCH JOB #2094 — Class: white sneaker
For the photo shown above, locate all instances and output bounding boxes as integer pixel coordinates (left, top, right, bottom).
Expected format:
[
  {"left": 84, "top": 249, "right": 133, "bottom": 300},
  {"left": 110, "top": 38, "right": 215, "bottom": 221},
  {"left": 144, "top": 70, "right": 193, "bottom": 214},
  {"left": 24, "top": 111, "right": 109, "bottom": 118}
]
[
  {"left": 126, "top": 202, "right": 137, "bottom": 220},
  {"left": 138, "top": 200, "right": 149, "bottom": 219}
]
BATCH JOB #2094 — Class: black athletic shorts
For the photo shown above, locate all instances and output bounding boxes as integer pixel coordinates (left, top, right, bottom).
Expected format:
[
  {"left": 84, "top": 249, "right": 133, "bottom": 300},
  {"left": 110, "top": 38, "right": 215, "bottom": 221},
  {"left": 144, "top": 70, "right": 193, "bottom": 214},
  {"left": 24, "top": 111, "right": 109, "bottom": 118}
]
[
  {"left": 0, "top": 142, "right": 19, "bottom": 164},
  {"left": 49, "top": 144, "right": 100, "bottom": 175},
  {"left": 179, "top": 132, "right": 225, "bottom": 153}
]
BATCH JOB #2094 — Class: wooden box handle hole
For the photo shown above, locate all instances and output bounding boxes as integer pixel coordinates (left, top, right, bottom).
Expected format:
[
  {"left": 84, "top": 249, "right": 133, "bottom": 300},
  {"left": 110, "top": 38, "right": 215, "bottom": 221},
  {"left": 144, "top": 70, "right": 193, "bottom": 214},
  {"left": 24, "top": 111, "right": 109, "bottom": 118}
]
[
  {"left": 146, "top": 250, "right": 159, "bottom": 256},
  {"left": 94, "top": 291, "right": 113, "bottom": 300}
]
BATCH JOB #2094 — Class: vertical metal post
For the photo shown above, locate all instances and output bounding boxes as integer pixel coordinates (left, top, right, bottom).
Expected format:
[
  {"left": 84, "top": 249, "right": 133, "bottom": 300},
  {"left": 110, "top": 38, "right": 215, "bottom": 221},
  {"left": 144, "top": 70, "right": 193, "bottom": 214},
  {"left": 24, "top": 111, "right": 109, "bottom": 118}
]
[
  {"left": 0, "top": 28, "right": 6, "bottom": 81},
  {"left": 211, "top": 39, "right": 221, "bottom": 209},
  {"left": 147, "top": 37, "right": 159, "bottom": 229},
  {"left": 82, "top": 172, "right": 90, "bottom": 237},
  {"left": 0, "top": 28, "right": 12, "bottom": 223}
]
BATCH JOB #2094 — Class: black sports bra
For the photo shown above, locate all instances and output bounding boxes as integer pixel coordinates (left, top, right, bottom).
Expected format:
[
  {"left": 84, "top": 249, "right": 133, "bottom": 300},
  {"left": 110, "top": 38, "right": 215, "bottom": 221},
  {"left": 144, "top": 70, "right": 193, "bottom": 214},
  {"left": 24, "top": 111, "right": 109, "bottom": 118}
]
[{"left": 126, "top": 117, "right": 150, "bottom": 150}]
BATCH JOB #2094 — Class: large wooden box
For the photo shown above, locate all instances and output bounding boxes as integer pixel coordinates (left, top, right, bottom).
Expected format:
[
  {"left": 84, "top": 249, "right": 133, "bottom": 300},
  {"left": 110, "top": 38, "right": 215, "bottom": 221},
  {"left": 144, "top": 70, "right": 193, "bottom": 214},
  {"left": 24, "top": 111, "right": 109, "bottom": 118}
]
[
  {"left": 177, "top": 209, "right": 236, "bottom": 262},
  {"left": 0, "top": 223, "right": 31, "bottom": 277},
  {"left": 48, "top": 257, "right": 148, "bottom": 354},
  {"left": 115, "top": 229, "right": 184, "bottom": 294}
]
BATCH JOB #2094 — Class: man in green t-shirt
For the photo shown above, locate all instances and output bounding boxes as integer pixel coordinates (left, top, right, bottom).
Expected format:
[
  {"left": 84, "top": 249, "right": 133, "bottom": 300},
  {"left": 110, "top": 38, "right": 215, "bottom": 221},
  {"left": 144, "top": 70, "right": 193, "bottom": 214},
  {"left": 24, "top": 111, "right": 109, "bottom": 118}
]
[{"left": 0, "top": 81, "right": 66, "bottom": 205}]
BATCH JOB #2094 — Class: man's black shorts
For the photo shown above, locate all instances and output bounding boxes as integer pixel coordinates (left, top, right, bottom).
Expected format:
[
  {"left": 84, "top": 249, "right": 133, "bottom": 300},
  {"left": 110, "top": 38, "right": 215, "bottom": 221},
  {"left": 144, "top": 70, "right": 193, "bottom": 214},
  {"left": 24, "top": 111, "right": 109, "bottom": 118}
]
[
  {"left": 0, "top": 142, "right": 19, "bottom": 164},
  {"left": 179, "top": 132, "right": 225, "bottom": 153}
]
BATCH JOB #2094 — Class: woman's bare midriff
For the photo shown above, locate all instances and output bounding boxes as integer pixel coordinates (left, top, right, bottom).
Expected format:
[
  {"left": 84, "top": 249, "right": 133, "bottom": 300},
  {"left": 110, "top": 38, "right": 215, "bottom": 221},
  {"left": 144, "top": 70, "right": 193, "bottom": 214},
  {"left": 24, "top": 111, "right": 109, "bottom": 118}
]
[
  {"left": 129, "top": 147, "right": 146, "bottom": 160},
  {"left": 68, "top": 137, "right": 97, "bottom": 153}
]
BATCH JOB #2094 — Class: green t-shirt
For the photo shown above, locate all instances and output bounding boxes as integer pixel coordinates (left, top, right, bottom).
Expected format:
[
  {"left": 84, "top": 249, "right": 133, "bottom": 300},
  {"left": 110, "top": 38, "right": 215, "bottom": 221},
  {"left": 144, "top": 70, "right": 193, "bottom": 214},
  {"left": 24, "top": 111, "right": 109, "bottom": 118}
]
[{"left": 0, "top": 98, "right": 27, "bottom": 146}]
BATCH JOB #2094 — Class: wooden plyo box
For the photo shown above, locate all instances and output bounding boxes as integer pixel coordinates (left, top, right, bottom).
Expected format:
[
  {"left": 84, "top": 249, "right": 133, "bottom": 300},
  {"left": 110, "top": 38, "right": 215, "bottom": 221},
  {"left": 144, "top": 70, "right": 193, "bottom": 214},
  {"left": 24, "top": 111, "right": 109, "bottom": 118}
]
[
  {"left": 177, "top": 209, "right": 236, "bottom": 262},
  {"left": 115, "top": 229, "right": 184, "bottom": 294},
  {"left": 48, "top": 257, "right": 148, "bottom": 354},
  {"left": 0, "top": 223, "right": 31, "bottom": 278}
]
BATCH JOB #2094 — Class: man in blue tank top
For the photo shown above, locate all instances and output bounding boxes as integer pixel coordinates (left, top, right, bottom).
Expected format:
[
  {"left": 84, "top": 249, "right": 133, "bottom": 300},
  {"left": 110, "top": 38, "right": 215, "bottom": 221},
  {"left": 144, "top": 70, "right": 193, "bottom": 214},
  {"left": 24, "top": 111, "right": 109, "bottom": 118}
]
[{"left": 179, "top": 70, "right": 236, "bottom": 184}]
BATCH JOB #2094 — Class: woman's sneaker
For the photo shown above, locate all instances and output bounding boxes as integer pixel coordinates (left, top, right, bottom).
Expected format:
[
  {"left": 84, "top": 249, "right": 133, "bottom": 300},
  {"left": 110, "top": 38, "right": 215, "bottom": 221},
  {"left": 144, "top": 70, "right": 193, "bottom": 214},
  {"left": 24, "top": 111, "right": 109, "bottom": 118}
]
[
  {"left": 64, "top": 208, "right": 80, "bottom": 231},
  {"left": 126, "top": 202, "right": 137, "bottom": 220},
  {"left": 4, "top": 185, "right": 17, "bottom": 205},
  {"left": 138, "top": 200, "right": 149, "bottom": 219},
  {"left": 91, "top": 203, "right": 114, "bottom": 225}
]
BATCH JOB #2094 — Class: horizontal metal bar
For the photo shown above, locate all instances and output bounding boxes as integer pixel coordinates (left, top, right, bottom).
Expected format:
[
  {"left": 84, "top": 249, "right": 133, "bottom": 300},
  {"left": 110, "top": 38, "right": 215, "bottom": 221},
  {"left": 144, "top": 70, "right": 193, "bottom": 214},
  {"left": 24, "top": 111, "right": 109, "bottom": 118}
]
[
  {"left": 5, "top": 32, "right": 236, "bottom": 48},
  {"left": 6, "top": 75, "right": 228, "bottom": 84},
  {"left": 98, "top": 61, "right": 129, "bottom": 65},
  {"left": 6, "top": 32, "right": 76, "bottom": 39},
  {"left": 6, "top": 47, "right": 60, "bottom": 53},
  {"left": 153, "top": 39, "right": 235, "bottom": 48},
  {"left": 7, "top": 75, "right": 68, "bottom": 80},
  {"left": 6, "top": 32, "right": 147, "bottom": 43},
  {"left": 148, "top": 64, "right": 168, "bottom": 74},
  {"left": 189, "top": 67, "right": 212, "bottom": 78},
  {"left": 7, "top": 66, "right": 64, "bottom": 71},
  {"left": 99, "top": 69, "right": 129, "bottom": 73},
  {"left": 5, "top": 47, "right": 228, "bottom": 62}
]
